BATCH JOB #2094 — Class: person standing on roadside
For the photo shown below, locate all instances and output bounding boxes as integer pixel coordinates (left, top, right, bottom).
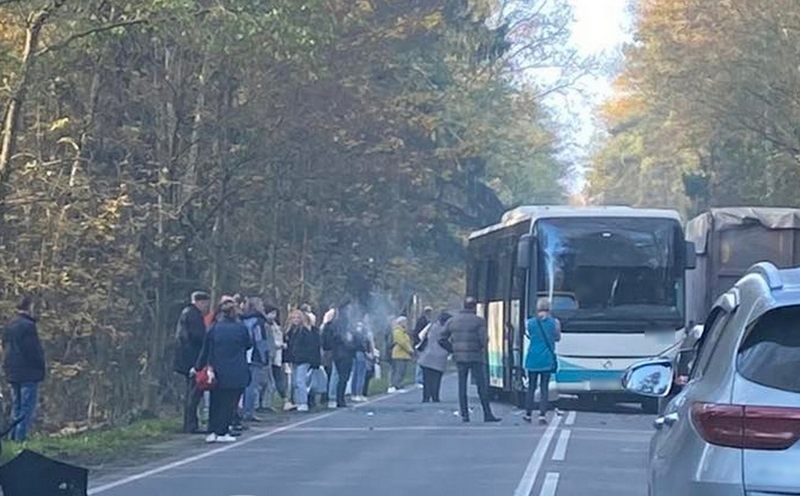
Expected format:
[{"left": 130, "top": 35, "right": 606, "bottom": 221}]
[
  {"left": 241, "top": 297, "right": 271, "bottom": 422},
  {"left": 195, "top": 296, "right": 251, "bottom": 443},
  {"left": 2, "top": 296, "right": 45, "bottom": 442},
  {"left": 172, "top": 291, "right": 211, "bottom": 434},
  {"left": 413, "top": 307, "right": 433, "bottom": 387},
  {"left": 350, "top": 321, "right": 369, "bottom": 402},
  {"left": 259, "top": 304, "right": 282, "bottom": 412},
  {"left": 327, "top": 307, "right": 358, "bottom": 408},
  {"left": 362, "top": 325, "right": 378, "bottom": 397},
  {"left": 285, "top": 310, "right": 321, "bottom": 412},
  {"left": 389, "top": 317, "right": 413, "bottom": 393},
  {"left": 320, "top": 307, "right": 337, "bottom": 407},
  {"left": 523, "top": 298, "right": 561, "bottom": 425},
  {"left": 417, "top": 311, "right": 451, "bottom": 403},
  {"left": 440, "top": 297, "right": 501, "bottom": 423}
]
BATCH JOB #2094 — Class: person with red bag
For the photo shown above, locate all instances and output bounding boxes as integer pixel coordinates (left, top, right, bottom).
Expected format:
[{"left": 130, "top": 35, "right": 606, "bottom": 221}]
[
  {"left": 195, "top": 296, "right": 252, "bottom": 443},
  {"left": 173, "top": 291, "right": 211, "bottom": 434}
]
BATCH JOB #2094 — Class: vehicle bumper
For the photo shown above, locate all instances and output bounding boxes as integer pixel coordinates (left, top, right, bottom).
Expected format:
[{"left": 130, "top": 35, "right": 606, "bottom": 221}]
[{"left": 554, "top": 367, "right": 626, "bottom": 394}]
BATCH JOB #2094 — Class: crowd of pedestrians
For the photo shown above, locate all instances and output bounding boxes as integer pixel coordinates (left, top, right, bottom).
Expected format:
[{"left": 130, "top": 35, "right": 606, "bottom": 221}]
[
  {"left": 172, "top": 293, "right": 391, "bottom": 443},
  {"left": 1, "top": 289, "right": 561, "bottom": 443},
  {"left": 175, "top": 292, "right": 560, "bottom": 442}
]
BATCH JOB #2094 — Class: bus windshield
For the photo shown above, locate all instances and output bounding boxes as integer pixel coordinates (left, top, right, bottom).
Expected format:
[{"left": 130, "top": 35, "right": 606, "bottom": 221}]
[{"left": 535, "top": 217, "right": 684, "bottom": 328}]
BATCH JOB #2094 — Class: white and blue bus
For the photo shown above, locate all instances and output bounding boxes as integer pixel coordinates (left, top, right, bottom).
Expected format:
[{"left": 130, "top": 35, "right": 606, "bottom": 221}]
[{"left": 467, "top": 206, "right": 696, "bottom": 411}]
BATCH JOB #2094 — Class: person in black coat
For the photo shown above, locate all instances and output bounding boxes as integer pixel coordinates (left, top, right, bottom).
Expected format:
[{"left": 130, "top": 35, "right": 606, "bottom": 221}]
[
  {"left": 285, "top": 310, "right": 321, "bottom": 412},
  {"left": 195, "top": 297, "right": 252, "bottom": 443},
  {"left": 2, "top": 296, "right": 45, "bottom": 442},
  {"left": 173, "top": 291, "right": 211, "bottom": 433},
  {"left": 324, "top": 309, "right": 360, "bottom": 408}
]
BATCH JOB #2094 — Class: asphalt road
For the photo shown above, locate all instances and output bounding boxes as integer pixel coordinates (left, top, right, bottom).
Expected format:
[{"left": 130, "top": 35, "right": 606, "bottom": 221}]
[{"left": 89, "top": 375, "right": 654, "bottom": 496}]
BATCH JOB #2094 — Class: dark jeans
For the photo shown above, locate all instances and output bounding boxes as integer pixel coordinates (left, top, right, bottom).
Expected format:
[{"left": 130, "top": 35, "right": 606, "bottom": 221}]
[
  {"left": 421, "top": 366, "right": 443, "bottom": 402},
  {"left": 334, "top": 357, "right": 353, "bottom": 407},
  {"left": 209, "top": 388, "right": 243, "bottom": 436},
  {"left": 456, "top": 361, "right": 494, "bottom": 420},
  {"left": 10, "top": 382, "right": 39, "bottom": 442},
  {"left": 363, "top": 369, "right": 373, "bottom": 397},
  {"left": 322, "top": 365, "right": 333, "bottom": 403},
  {"left": 526, "top": 371, "right": 551, "bottom": 416},
  {"left": 183, "top": 376, "right": 203, "bottom": 433},
  {"left": 272, "top": 365, "right": 287, "bottom": 399}
]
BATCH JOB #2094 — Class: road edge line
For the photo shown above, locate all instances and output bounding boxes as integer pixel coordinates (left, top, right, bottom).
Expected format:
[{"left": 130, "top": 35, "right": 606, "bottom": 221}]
[{"left": 88, "top": 388, "right": 409, "bottom": 494}]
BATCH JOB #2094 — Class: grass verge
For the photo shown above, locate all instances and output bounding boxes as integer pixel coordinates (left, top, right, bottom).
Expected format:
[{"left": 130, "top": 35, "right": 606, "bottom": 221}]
[{"left": 1, "top": 416, "right": 181, "bottom": 466}]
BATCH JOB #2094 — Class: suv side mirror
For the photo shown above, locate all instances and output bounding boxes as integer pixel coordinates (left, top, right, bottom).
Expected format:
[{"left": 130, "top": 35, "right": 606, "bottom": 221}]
[
  {"left": 516, "top": 234, "right": 534, "bottom": 270},
  {"left": 685, "top": 241, "right": 697, "bottom": 270},
  {"left": 622, "top": 359, "right": 674, "bottom": 398}
]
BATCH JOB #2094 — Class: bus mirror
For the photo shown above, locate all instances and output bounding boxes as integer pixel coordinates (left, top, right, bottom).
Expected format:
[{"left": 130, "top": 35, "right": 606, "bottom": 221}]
[
  {"left": 517, "top": 234, "right": 533, "bottom": 270},
  {"left": 685, "top": 241, "right": 697, "bottom": 270}
]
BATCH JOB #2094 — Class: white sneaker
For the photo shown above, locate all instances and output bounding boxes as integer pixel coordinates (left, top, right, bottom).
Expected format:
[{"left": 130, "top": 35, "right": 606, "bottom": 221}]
[
  {"left": 416, "top": 384, "right": 424, "bottom": 389},
  {"left": 297, "top": 404, "right": 309, "bottom": 412},
  {"left": 327, "top": 401, "right": 338, "bottom": 409},
  {"left": 205, "top": 433, "right": 218, "bottom": 443},
  {"left": 354, "top": 396, "right": 366, "bottom": 403},
  {"left": 283, "top": 402, "right": 296, "bottom": 412},
  {"left": 387, "top": 387, "right": 397, "bottom": 393},
  {"left": 216, "top": 434, "right": 237, "bottom": 443}
]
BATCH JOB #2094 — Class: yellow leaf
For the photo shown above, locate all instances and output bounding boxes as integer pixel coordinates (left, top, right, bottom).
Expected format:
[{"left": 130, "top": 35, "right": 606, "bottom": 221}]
[{"left": 50, "top": 117, "right": 70, "bottom": 131}]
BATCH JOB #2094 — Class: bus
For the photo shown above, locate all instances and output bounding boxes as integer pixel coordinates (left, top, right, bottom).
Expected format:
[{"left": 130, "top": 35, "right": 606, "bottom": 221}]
[{"left": 467, "top": 206, "right": 696, "bottom": 411}]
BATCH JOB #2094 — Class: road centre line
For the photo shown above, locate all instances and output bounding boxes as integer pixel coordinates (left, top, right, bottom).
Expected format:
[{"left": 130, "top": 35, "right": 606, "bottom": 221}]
[
  {"left": 513, "top": 415, "right": 562, "bottom": 496},
  {"left": 539, "top": 472, "right": 560, "bottom": 496},
  {"left": 565, "top": 411, "right": 576, "bottom": 426},
  {"left": 551, "top": 429, "right": 571, "bottom": 461},
  {"left": 88, "top": 389, "right": 409, "bottom": 495}
]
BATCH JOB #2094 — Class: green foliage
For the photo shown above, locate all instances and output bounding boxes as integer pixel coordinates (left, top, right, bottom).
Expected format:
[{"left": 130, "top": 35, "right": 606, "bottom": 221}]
[
  {"left": 0, "top": 0, "right": 570, "bottom": 430},
  {"left": 589, "top": 0, "right": 800, "bottom": 214},
  {"left": 0, "top": 417, "right": 180, "bottom": 465}
]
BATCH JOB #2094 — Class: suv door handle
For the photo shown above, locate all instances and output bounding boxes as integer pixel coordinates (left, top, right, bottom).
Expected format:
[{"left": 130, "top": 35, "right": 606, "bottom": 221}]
[{"left": 654, "top": 412, "right": 679, "bottom": 429}]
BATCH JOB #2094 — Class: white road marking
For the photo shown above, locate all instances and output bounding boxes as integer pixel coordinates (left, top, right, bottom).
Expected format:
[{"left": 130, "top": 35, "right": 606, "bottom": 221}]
[
  {"left": 292, "top": 425, "right": 521, "bottom": 432},
  {"left": 551, "top": 429, "right": 571, "bottom": 461},
  {"left": 513, "top": 415, "right": 562, "bottom": 496},
  {"left": 539, "top": 472, "right": 560, "bottom": 496},
  {"left": 565, "top": 411, "right": 576, "bottom": 426},
  {"left": 88, "top": 389, "right": 409, "bottom": 494}
]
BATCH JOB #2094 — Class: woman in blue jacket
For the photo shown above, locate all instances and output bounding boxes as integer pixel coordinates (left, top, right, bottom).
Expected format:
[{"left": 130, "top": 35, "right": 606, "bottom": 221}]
[
  {"left": 196, "top": 296, "right": 252, "bottom": 443},
  {"left": 524, "top": 298, "right": 561, "bottom": 425}
]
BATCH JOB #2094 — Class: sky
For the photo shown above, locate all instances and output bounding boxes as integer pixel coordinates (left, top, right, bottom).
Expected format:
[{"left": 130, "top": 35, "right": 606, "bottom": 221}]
[{"left": 560, "top": 0, "right": 634, "bottom": 191}]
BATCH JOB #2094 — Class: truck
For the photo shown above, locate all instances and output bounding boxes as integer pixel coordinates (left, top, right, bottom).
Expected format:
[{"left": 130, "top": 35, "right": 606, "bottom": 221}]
[{"left": 668, "top": 207, "right": 800, "bottom": 399}]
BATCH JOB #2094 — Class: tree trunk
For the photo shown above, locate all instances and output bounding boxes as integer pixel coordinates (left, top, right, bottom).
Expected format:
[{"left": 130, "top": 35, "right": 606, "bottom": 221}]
[{"left": 0, "top": 2, "right": 64, "bottom": 226}]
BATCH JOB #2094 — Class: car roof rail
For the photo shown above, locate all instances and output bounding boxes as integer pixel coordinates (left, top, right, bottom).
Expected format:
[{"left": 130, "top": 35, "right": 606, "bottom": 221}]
[{"left": 746, "top": 262, "right": 783, "bottom": 290}]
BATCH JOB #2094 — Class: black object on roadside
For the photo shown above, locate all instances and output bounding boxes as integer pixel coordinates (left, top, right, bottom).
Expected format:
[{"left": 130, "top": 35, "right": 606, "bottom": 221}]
[{"left": 0, "top": 449, "right": 88, "bottom": 496}]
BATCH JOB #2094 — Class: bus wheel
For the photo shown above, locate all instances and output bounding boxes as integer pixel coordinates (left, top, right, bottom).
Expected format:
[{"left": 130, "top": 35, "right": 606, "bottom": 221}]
[{"left": 641, "top": 397, "right": 659, "bottom": 414}]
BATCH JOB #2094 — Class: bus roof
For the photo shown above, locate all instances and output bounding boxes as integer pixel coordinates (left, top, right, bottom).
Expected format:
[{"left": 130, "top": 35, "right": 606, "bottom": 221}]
[{"left": 469, "top": 205, "right": 683, "bottom": 240}]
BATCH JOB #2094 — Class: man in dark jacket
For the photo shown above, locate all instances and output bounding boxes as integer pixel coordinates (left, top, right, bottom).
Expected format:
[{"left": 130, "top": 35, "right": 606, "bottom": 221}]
[
  {"left": 440, "top": 297, "right": 500, "bottom": 423},
  {"left": 322, "top": 308, "right": 360, "bottom": 408},
  {"left": 173, "top": 291, "right": 211, "bottom": 433},
  {"left": 2, "top": 296, "right": 45, "bottom": 441}
]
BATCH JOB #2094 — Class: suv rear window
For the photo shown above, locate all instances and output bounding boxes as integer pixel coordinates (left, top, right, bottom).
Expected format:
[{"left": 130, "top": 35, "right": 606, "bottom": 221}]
[{"left": 737, "top": 305, "right": 800, "bottom": 393}]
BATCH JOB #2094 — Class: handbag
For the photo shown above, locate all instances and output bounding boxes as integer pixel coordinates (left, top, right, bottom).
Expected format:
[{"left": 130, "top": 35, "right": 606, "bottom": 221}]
[
  {"left": 195, "top": 366, "right": 216, "bottom": 391},
  {"left": 308, "top": 367, "right": 328, "bottom": 394},
  {"left": 534, "top": 319, "right": 558, "bottom": 373},
  {"left": 415, "top": 323, "right": 431, "bottom": 352}
]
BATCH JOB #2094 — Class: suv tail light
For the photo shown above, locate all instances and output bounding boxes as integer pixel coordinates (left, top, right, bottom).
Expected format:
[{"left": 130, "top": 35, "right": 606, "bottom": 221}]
[{"left": 691, "top": 402, "right": 800, "bottom": 450}]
